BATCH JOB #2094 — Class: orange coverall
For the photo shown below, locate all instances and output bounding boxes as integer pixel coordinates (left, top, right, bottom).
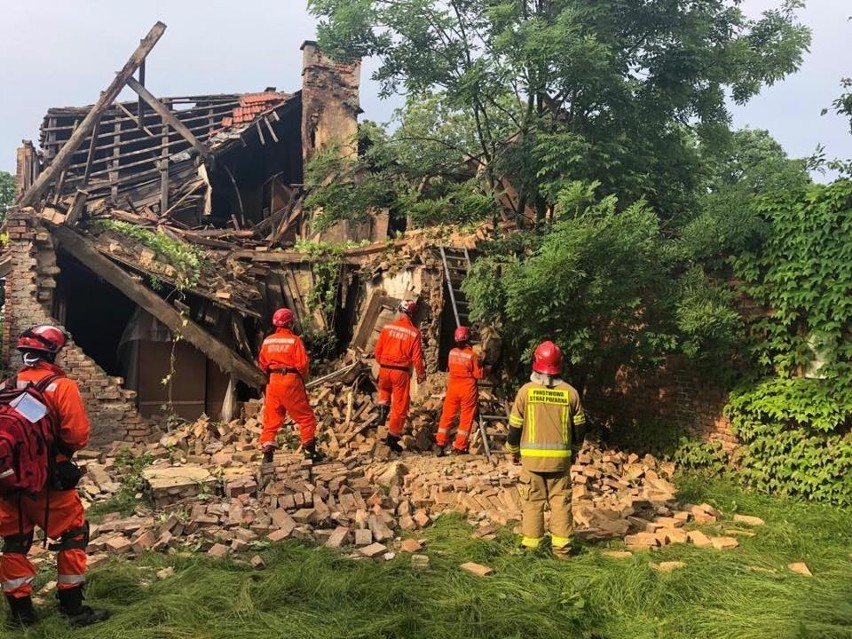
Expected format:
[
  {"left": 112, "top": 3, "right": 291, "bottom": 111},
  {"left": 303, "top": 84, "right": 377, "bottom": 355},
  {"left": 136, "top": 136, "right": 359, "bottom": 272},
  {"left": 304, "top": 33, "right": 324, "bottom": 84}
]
[
  {"left": 373, "top": 315, "right": 426, "bottom": 437},
  {"left": 258, "top": 327, "right": 316, "bottom": 448},
  {"left": 436, "top": 345, "right": 484, "bottom": 451},
  {"left": 0, "top": 362, "right": 90, "bottom": 600}
]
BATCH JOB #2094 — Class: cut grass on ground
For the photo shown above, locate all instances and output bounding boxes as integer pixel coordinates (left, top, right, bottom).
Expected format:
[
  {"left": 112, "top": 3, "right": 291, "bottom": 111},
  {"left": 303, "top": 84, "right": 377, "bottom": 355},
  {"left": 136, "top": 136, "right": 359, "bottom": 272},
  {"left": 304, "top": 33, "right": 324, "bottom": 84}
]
[{"left": 17, "top": 475, "right": 852, "bottom": 639}]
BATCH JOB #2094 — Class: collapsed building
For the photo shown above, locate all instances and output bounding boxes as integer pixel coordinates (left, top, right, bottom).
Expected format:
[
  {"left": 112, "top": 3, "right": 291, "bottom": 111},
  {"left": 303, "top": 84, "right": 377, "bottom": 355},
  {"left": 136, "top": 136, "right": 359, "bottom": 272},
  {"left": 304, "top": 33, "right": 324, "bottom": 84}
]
[
  {"left": 2, "top": 21, "right": 737, "bottom": 456},
  {"left": 2, "top": 22, "right": 490, "bottom": 446}
]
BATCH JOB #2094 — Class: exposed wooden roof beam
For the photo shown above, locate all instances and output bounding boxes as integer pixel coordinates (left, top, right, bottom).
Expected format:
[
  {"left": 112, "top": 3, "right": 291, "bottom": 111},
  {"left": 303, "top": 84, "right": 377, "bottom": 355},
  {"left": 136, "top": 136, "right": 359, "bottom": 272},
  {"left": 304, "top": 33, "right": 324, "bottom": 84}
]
[
  {"left": 127, "top": 77, "right": 212, "bottom": 162},
  {"left": 51, "top": 224, "right": 266, "bottom": 389},
  {"left": 19, "top": 21, "right": 167, "bottom": 207}
]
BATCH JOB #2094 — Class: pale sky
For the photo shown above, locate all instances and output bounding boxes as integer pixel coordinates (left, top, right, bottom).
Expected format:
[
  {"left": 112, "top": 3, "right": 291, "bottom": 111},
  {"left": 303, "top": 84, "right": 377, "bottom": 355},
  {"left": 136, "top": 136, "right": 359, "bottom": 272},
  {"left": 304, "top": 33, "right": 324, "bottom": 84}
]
[{"left": 0, "top": 1, "right": 849, "bottom": 176}]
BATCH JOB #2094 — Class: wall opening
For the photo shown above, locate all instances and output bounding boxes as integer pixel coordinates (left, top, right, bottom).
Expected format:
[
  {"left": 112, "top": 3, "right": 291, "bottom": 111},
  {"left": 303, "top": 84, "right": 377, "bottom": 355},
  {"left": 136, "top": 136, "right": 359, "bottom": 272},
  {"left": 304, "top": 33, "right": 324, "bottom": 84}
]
[{"left": 54, "top": 252, "right": 136, "bottom": 377}]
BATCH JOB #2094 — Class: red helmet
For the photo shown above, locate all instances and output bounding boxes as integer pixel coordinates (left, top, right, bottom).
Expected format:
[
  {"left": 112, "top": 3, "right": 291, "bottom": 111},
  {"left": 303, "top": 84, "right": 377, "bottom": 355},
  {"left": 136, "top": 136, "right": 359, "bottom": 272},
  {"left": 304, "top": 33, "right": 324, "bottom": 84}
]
[
  {"left": 398, "top": 299, "right": 417, "bottom": 317},
  {"left": 272, "top": 308, "right": 295, "bottom": 328},
  {"left": 454, "top": 326, "right": 471, "bottom": 343},
  {"left": 532, "top": 341, "right": 563, "bottom": 375},
  {"left": 17, "top": 325, "right": 67, "bottom": 355}
]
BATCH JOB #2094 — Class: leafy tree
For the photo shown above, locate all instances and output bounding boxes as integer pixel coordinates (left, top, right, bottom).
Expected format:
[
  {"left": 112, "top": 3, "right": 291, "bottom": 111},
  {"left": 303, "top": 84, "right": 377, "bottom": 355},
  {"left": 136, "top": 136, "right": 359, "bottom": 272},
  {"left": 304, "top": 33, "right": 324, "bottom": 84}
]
[
  {"left": 309, "top": 0, "right": 810, "bottom": 222},
  {"left": 0, "top": 170, "right": 15, "bottom": 224}
]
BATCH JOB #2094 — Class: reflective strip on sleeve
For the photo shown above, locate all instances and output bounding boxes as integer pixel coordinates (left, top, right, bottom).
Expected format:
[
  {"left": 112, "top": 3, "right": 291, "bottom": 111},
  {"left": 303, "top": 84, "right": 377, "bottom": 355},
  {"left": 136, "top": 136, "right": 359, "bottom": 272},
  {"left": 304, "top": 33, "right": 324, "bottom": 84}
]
[
  {"left": 57, "top": 574, "right": 86, "bottom": 585},
  {"left": 561, "top": 407, "right": 569, "bottom": 444},
  {"left": 509, "top": 414, "right": 523, "bottom": 427},
  {"left": 1, "top": 575, "right": 34, "bottom": 592},
  {"left": 574, "top": 410, "right": 586, "bottom": 425},
  {"left": 505, "top": 443, "right": 520, "bottom": 454}
]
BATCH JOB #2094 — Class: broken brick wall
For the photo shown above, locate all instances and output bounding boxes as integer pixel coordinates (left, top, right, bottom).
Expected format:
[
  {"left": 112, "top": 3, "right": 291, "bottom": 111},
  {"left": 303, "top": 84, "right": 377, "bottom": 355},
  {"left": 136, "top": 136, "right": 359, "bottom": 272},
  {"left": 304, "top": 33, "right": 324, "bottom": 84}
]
[
  {"left": 360, "top": 255, "right": 445, "bottom": 373},
  {"left": 583, "top": 355, "right": 737, "bottom": 452},
  {"left": 2, "top": 209, "right": 156, "bottom": 447}
]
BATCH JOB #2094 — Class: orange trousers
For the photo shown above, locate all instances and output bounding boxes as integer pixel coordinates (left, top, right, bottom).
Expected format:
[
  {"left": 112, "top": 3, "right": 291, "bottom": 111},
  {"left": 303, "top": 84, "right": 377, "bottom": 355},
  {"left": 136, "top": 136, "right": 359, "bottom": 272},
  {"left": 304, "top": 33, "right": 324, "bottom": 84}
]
[
  {"left": 260, "top": 374, "right": 317, "bottom": 448},
  {"left": 436, "top": 380, "right": 479, "bottom": 450},
  {"left": 377, "top": 367, "right": 411, "bottom": 437},
  {"left": 0, "top": 489, "right": 87, "bottom": 598}
]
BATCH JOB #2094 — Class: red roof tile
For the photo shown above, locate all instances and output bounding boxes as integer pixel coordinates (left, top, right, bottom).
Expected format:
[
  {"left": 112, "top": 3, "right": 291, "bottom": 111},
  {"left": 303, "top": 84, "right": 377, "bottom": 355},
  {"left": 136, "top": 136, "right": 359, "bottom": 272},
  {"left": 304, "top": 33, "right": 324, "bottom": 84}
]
[{"left": 222, "top": 92, "right": 290, "bottom": 128}]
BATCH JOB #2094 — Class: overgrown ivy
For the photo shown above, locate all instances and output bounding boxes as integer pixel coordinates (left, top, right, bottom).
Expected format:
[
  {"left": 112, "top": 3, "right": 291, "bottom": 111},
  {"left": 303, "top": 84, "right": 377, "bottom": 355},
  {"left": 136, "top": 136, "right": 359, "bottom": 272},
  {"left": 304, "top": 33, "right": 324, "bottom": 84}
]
[
  {"left": 89, "top": 219, "right": 207, "bottom": 291},
  {"left": 719, "top": 179, "right": 852, "bottom": 505},
  {"left": 725, "top": 378, "right": 852, "bottom": 506}
]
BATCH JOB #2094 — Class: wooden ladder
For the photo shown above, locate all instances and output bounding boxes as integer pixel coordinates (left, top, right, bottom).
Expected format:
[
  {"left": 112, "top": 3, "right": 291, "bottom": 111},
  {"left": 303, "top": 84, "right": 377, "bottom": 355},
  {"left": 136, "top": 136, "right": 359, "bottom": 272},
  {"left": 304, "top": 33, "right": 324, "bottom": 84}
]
[{"left": 439, "top": 245, "right": 505, "bottom": 462}]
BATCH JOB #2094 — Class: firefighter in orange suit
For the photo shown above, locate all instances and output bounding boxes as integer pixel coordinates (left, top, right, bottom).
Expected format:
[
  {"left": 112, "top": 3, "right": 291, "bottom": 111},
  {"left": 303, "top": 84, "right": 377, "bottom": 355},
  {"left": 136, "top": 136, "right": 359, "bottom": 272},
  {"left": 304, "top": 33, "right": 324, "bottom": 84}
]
[
  {"left": 506, "top": 341, "right": 586, "bottom": 558},
  {"left": 258, "top": 308, "right": 322, "bottom": 463},
  {"left": 373, "top": 300, "right": 427, "bottom": 453},
  {"left": 436, "top": 326, "right": 484, "bottom": 455},
  {"left": 1, "top": 325, "right": 109, "bottom": 628}
]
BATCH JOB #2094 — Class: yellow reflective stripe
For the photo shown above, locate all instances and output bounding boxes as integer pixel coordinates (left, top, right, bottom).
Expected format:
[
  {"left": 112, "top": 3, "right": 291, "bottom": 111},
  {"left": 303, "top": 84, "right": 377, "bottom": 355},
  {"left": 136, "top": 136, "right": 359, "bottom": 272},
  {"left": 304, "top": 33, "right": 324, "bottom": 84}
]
[
  {"left": 520, "top": 449, "right": 572, "bottom": 458},
  {"left": 574, "top": 410, "right": 586, "bottom": 425},
  {"left": 528, "top": 405, "right": 536, "bottom": 443},
  {"left": 505, "top": 443, "right": 520, "bottom": 454},
  {"left": 509, "top": 415, "right": 523, "bottom": 427},
  {"left": 521, "top": 536, "right": 542, "bottom": 549},
  {"left": 551, "top": 535, "right": 571, "bottom": 549},
  {"left": 561, "top": 407, "right": 569, "bottom": 444}
]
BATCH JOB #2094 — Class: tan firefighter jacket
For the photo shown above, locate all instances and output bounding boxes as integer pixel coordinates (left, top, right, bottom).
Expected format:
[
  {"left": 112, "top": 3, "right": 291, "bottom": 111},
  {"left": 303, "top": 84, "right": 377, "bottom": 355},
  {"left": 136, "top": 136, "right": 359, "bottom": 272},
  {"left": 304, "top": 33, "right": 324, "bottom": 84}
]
[{"left": 506, "top": 378, "right": 585, "bottom": 473}]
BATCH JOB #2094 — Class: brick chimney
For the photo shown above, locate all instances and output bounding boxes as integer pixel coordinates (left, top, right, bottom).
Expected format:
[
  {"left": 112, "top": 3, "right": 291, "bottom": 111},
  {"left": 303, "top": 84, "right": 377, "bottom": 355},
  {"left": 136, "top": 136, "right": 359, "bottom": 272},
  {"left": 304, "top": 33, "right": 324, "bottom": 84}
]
[{"left": 300, "top": 41, "right": 362, "bottom": 165}]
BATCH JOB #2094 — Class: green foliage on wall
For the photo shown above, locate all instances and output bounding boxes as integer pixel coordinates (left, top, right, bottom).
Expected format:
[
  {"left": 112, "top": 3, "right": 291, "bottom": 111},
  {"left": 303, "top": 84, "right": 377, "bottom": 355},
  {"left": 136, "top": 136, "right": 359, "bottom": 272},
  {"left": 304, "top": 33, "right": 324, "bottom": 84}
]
[
  {"left": 726, "top": 378, "right": 852, "bottom": 506},
  {"left": 89, "top": 219, "right": 207, "bottom": 291}
]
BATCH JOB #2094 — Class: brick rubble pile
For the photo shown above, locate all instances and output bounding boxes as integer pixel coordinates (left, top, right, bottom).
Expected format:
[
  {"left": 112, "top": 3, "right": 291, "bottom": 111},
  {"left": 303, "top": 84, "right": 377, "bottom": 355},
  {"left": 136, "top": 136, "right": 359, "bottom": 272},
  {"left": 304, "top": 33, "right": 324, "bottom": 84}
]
[{"left": 52, "top": 391, "right": 758, "bottom": 570}]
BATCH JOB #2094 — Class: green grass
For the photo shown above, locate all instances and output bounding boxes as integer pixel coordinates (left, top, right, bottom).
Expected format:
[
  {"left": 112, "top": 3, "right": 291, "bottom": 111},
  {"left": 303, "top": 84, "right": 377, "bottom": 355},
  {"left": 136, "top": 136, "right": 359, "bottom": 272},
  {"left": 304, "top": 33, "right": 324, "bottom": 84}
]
[{"left": 18, "top": 475, "right": 852, "bottom": 639}]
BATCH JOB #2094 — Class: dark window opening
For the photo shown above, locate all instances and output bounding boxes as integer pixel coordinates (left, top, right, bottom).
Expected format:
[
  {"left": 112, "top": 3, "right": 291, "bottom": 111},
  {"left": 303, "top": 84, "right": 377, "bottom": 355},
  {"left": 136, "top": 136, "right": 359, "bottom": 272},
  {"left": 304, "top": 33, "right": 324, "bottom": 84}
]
[{"left": 54, "top": 252, "right": 136, "bottom": 377}]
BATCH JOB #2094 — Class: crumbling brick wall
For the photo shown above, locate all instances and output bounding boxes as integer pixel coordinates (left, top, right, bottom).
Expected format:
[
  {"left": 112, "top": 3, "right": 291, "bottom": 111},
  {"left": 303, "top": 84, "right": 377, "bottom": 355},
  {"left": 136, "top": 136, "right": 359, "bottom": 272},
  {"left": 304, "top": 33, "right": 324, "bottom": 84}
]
[
  {"left": 419, "top": 254, "right": 445, "bottom": 374},
  {"left": 584, "top": 356, "right": 736, "bottom": 452},
  {"left": 3, "top": 210, "right": 155, "bottom": 447}
]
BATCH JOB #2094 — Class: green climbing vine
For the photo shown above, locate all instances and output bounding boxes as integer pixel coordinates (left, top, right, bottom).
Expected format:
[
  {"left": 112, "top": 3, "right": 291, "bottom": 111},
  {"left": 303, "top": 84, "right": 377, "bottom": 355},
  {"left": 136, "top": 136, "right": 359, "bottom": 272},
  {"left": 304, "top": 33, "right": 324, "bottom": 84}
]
[
  {"left": 89, "top": 219, "right": 207, "bottom": 290},
  {"left": 89, "top": 219, "right": 205, "bottom": 426},
  {"left": 723, "top": 178, "right": 852, "bottom": 505}
]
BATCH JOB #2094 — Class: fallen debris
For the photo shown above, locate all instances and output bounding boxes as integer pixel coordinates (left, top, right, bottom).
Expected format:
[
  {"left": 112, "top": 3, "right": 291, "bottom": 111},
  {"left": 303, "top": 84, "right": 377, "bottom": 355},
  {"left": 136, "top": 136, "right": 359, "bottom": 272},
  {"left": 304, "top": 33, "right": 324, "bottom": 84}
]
[
  {"left": 70, "top": 379, "right": 760, "bottom": 567},
  {"left": 460, "top": 562, "right": 494, "bottom": 577},
  {"left": 788, "top": 562, "right": 813, "bottom": 577}
]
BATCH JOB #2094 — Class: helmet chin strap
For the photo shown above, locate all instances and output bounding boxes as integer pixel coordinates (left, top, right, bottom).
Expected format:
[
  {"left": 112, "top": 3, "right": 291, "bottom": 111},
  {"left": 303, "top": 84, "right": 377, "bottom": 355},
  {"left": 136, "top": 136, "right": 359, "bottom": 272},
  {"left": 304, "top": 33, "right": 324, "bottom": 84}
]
[{"left": 21, "top": 353, "right": 44, "bottom": 368}]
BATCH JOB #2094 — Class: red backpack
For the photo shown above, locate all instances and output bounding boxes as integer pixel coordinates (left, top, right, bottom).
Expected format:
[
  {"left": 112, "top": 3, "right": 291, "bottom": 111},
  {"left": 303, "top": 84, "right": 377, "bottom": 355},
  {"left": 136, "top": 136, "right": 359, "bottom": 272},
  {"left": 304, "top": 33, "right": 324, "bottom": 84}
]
[{"left": 0, "top": 374, "right": 61, "bottom": 496}]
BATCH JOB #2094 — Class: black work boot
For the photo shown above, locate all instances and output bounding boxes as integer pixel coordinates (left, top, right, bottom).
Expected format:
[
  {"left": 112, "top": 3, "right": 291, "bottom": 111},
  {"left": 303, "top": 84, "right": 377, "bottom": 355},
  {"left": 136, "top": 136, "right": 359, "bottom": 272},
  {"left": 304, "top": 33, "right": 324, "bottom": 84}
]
[
  {"left": 57, "top": 587, "right": 110, "bottom": 628},
  {"left": 435, "top": 444, "right": 447, "bottom": 457},
  {"left": 302, "top": 441, "right": 325, "bottom": 463},
  {"left": 385, "top": 434, "right": 403, "bottom": 454},
  {"left": 377, "top": 404, "right": 390, "bottom": 426},
  {"left": 262, "top": 446, "right": 275, "bottom": 464},
  {"left": 5, "top": 595, "right": 37, "bottom": 628}
]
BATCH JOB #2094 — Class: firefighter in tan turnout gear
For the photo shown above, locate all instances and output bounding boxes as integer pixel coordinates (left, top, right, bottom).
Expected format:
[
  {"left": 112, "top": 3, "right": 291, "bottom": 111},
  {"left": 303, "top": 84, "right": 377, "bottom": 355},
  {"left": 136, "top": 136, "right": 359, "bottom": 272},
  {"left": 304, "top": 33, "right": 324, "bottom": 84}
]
[{"left": 505, "top": 341, "right": 586, "bottom": 557}]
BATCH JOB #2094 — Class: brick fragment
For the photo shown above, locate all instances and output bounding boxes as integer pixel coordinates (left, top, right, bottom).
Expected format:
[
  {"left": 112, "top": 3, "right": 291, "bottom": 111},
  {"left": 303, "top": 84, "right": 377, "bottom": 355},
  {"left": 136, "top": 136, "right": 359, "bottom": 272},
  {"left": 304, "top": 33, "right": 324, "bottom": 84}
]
[{"left": 460, "top": 562, "right": 494, "bottom": 577}]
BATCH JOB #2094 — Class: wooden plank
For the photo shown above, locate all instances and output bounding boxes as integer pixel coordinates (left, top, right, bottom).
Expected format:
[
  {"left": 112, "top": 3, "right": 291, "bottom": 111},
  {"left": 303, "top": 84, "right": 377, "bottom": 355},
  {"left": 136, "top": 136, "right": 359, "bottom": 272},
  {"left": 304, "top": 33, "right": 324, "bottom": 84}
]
[
  {"left": 137, "top": 58, "right": 146, "bottom": 131},
  {"left": 110, "top": 120, "right": 121, "bottom": 200},
  {"left": 162, "top": 180, "right": 204, "bottom": 218},
  {"left": 19, "top": 21, "right": 167, "bottom": 207},
  {"left": 351, "top": 291, "right": 387, "bottom": 352},
  {"left": 51, "top": 224, "right": 266, "bottom": 389},
  {"left": 159, "top": 104, "right": 170, "bottom": 215},
  {"left": 126, "top": 76, "right": 211, "bottom": 162},
  {"left": 81, "top": 114, "right": 102, "bottom": 187},
  {"left": 116, "top": 101, "right": 156, "bottom": 137},
  {"left": 65, "top": 190, "right": 89, "bottom": 226}
]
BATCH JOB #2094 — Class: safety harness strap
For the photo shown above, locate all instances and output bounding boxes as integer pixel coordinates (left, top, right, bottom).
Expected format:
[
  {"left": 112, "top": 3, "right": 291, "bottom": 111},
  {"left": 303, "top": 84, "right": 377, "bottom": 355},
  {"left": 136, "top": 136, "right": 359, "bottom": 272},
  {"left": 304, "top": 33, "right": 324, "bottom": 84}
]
[
  {"left": 48, "top": 522, "right": 89, "bottom": 552},
  {"left": 2, "top": 531, "right": 35, "bottom": 554}
]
